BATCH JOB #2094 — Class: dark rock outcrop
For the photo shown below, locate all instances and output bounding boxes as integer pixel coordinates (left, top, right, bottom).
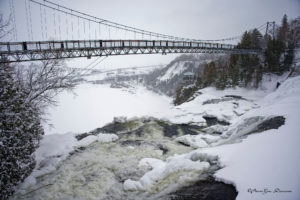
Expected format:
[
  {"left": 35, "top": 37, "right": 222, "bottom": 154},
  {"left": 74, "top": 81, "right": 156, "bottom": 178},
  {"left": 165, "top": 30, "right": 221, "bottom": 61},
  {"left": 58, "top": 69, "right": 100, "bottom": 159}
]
[
  {"left": 248, "top": 116, "right": 285, "bottom": 135},
  {"left": 203, "top": 95, "right": 247, "bottom": 105},
  {"left": 170, "top": 177, "right": 238, "bottom": 200},
  {"left": 203, "top": 116, "right": 230, "bottom": 127},
  {"left": 76, "top": 118, "right": 205, "bottom": 141}
]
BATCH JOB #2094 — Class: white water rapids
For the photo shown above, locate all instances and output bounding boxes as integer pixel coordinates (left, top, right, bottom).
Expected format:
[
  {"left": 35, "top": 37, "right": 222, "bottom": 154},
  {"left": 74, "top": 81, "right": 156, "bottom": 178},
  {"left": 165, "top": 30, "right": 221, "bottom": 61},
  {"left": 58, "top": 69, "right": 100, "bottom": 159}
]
[
  {"left": 12, "top": 82, "right": 261, "bottom": 200},
  {"left": 13, "top": 117, "right": 218, "bottom": 200}
]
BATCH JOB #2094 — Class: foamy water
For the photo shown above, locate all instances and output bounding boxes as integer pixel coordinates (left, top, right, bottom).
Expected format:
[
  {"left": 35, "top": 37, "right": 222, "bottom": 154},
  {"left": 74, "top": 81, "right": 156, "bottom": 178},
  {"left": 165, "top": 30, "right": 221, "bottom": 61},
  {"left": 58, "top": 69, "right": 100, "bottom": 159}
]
[{"left": 14, "top": 118, "right": 216, "bottom": 200}]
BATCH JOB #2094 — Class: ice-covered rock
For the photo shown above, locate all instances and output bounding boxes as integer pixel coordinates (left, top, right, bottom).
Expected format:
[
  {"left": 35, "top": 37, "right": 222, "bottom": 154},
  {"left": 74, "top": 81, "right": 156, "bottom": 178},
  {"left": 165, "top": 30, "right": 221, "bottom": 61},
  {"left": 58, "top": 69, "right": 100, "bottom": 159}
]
[
  {"left": 123, "top": 155, "right": 210, "bottom": 193},
  {"left": 97, "top": 133, "right": 119, "bottom": 143},
  {"left": 175, "top": 135, "right": 208, "bottom": 148}
]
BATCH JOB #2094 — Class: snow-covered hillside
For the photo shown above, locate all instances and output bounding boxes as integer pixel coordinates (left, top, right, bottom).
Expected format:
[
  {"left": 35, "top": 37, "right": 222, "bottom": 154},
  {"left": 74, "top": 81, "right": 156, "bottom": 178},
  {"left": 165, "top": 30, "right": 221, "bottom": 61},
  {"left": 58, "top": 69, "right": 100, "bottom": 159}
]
[
  {"left": 144, "top": 54, "right": 212, "bottom": 96},
  {"left": 13, "top": 75, "right": 300, "bottom": 200},
  {"left": 157, "top": 61, "right": 194, "bottom": 82},
  {"left": 78, "top": 65, "right": 164, "bottom": 84},
  {"left": 171, "top": 76, "right": 300, "bottom": 200}
]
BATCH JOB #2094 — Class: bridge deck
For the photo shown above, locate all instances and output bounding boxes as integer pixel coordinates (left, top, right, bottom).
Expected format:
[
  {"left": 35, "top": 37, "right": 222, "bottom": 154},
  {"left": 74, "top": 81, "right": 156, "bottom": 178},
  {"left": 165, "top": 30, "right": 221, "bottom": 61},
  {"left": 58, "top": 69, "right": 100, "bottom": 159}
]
[{"left": 0, "top": 40, "right": 262, "bottom": 63}]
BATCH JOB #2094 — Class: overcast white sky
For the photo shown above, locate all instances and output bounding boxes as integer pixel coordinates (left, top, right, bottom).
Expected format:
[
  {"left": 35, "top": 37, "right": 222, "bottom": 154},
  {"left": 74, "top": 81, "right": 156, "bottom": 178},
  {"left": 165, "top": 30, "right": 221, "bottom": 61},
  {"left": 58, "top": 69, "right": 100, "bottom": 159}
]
[{"left": 0, "top": 0, "right": 299, "bottom": 69}]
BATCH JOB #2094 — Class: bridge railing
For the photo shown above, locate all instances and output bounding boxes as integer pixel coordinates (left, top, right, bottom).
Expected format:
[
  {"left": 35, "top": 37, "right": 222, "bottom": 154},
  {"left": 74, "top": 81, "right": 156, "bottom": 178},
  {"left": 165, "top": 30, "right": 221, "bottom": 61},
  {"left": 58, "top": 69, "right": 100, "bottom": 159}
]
[
  {"left": 0, "top": 40, "right": 240, "bottom": 53},
  {"left": 0, "top": 39, "right": 263, "bottom": 63}
]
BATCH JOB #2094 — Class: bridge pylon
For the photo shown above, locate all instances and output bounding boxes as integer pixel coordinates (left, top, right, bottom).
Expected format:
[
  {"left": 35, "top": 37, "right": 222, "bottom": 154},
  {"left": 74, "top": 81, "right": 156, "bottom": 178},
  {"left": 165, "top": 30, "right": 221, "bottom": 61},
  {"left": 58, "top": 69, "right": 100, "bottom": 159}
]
[{"left": 265, "top": 21, "right": 276, "bottom": 39}]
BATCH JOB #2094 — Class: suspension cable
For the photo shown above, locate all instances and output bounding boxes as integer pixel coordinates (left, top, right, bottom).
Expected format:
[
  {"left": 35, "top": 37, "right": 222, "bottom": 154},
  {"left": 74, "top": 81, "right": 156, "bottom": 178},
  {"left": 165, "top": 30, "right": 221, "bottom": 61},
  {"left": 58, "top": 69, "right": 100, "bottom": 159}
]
[
  {"left": 79, "top": 57, "right": 101, "bottom": 75},
  {"left": 83, "top": 20, "right": 86, "bottom": 39},
  {"left": 58, "top": 5, "right": 61, "bottom": 40},
  {"left": 25, "top": 0, "right": 31, "bottom": 40},
  {"left": 53, "top": 8, "right": 56, "bottom": 39},
  {"left": 9, "top": 0, "right": 17, "bottom": 41},
  {"left": 29, "top": 0, "right": 201, "bottom": 41},
  {"left": 77, "top": 16, "right": 80, "bottom": 39},
  {"left": 65, "top": 12, "right": 68, "bottom": 39},
  {"left": 28, "top": 0, "right": 33, "bottom": 40},
  {"left": 39, "top": 4, "right": 44, "bottom": 40},
  {"left": 29, "top": 0, "right": 272, "bottom": 43},
  {"left": 88, "top": 19, "right": 91, "bottom": 40},
  {"left": 79, "top": 56, "right": 107, "bottom": 77},
  {"left": 98, "top": 22, "right": 101, "bottom": 38},
  {"left": 94, "top": 17, "right": 97, "bottom": 39},
  {"left": 71, "top": 11, "right": 74, "bottom": 40},
  {"left": 108, "top": 26, "right": 110, "bottom": 39},
  {"left": 44, "top": 1, "right": 48, "bottom": 39}
]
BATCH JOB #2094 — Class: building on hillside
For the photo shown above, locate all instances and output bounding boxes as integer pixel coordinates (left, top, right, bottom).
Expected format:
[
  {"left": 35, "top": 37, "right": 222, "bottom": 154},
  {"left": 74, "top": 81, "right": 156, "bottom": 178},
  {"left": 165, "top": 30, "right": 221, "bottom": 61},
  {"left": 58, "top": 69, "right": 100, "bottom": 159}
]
[{"left": 183, "top": 71, "right": 195, "bottom": 85}]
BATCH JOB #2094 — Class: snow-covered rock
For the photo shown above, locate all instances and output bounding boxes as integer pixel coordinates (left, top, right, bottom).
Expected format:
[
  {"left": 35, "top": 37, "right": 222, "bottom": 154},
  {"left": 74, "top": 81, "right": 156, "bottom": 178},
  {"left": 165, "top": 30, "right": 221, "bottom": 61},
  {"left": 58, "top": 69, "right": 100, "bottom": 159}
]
[
  {"left": 123, "top": 155, "right": 210, "bottom": 193},
  {"left": 175, "top": 135, "right": 209, "bottom": 148},
  {"left": 201, "top": 76, "right": 300, "bottom": 200}
]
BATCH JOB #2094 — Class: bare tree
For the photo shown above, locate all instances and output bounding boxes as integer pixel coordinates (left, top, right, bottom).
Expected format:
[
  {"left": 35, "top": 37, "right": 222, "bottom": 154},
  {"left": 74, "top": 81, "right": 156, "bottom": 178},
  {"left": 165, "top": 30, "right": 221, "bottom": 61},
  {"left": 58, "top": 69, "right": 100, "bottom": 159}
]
[{"left": 14, "top": 59, "right": 78, "bottom": 113}]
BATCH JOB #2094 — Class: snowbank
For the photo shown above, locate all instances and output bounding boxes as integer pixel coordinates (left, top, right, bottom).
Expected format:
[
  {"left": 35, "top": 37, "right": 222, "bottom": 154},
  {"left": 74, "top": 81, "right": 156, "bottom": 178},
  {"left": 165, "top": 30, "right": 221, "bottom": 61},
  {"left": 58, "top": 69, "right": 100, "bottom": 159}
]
[
  {"left": 165, "top": 86, "right": 262, "bottom": 125},
  {"left": 131, "top": 76, "right": 300, "bottom": 199},
  {"left": 201, "top": 76, "right": 300, "bottom": 200}
]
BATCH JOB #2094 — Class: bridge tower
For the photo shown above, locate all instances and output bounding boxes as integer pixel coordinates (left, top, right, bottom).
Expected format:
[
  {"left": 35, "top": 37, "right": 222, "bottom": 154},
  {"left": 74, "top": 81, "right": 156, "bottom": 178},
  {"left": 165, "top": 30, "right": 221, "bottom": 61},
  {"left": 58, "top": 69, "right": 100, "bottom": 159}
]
[{"left": 265, "top": 21, "right": 276, "bottom": 39}]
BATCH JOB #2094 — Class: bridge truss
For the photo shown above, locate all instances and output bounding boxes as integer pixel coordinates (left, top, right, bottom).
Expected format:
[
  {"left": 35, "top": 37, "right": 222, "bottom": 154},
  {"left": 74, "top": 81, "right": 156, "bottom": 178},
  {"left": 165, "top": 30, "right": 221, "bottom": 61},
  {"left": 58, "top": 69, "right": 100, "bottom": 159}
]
[{"left": 0, "top": 39, "right": 262, "bottom": 63}]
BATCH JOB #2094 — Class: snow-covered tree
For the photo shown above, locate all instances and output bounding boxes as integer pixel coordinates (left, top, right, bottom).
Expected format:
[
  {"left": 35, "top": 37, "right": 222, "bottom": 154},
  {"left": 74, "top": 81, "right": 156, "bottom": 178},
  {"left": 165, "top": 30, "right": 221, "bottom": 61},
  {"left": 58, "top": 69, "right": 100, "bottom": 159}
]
[
  {"left": 277, "top": 14, "right": 289, "bottom": 45},
  {"left": 0, "top": 62, "right": 44, "bottom": 199},
  {"left": 0, "top": 12, "right": 77, "bottom": 198}
]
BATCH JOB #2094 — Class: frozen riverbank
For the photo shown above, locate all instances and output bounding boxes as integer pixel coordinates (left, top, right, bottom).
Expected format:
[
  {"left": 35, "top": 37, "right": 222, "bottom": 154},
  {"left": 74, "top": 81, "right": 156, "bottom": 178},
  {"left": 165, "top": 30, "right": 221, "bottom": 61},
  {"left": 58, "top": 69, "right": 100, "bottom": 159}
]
[{"left": 13, "top": 76, "right": 300, "bottom": 200}]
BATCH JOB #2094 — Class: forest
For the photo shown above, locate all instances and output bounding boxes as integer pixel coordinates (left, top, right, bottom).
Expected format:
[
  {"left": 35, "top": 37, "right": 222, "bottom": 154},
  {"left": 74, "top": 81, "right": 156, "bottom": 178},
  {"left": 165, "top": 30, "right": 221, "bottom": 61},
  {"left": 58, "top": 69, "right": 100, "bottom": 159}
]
[{"left": 174, "top": 15, "right": 300, "bottom": 105}]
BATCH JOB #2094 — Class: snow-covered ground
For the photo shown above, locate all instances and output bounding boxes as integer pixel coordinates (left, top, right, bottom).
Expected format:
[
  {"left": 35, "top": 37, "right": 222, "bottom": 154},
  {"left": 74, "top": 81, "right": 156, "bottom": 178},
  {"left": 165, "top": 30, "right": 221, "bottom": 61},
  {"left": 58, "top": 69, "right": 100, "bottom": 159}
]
[
  {"left": 201, "top": 76, "right": 300, "bottom": 200},
  {"left": 14, "top": 74, "right": 300, "bottom": 200}
]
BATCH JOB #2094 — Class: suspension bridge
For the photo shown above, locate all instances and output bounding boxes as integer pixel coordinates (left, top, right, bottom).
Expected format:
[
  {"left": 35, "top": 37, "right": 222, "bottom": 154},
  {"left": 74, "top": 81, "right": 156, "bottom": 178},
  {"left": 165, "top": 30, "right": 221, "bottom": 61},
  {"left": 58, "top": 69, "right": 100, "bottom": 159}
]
[{"left": 0, "top": 0, "right": 273, "bottom": 64}]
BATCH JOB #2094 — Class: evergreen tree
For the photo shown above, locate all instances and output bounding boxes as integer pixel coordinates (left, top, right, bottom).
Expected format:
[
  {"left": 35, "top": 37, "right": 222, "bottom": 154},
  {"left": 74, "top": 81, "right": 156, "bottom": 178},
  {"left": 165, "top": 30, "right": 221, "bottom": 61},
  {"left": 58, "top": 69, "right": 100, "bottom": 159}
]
[
  {"left": 277, "top": 14, "right": 289, "bottom": 44},
  {"left": 251, "top": 28, "right": 263, "bottom": 49},
  {"left": 195, "top": 76, "right": 203, "bottom": 88},
  {"left": 244, "top": 67, "right": 254, "bottom": 87},
  {"left": 228, "top": 54, "right": 240, "bottom": 87},
  {"left": 239, "top": 31, "right": 252, "bottom": 48},
  {"left": 203, "top": 61, "right": 217, "bottom": 87},
  {"left": 283, "top": 44, "right": 294, "bottom": 70},
  {"left": 173, "top": 85, "right": 198, "bottom": 105},
  {"left": 238, "top": 30, "right": 261, "bottom": 86},
  {"left": 283, "top": 16, "right": 300, "bottom": 70},
  {"left": 216, "top": 68, "right": 228, "bottom": 90},
  {"left": 255, "top": 65, "right": 263, "bottom": 88},
  {"left": 240, "top": 70, "right": 245, "bottom": 85},
  {"left": 173, "top": 85, "right": 183, "bottom": 105},
  {"left": 287, "top": 17, "right": 300, "bottom": 49},
  {"left": 0, "top": 63, "right": 44, "bottom": 199},
  {"left": 265, "top": 39, "right": 285, "bottom": 73}
]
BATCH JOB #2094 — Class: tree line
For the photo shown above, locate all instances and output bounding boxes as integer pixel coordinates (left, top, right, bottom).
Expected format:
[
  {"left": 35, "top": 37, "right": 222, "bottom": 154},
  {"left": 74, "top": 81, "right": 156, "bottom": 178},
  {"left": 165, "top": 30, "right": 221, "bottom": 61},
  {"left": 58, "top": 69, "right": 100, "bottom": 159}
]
[{"left": 174, "top": 14, "right": 300, "bottom": 105}]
